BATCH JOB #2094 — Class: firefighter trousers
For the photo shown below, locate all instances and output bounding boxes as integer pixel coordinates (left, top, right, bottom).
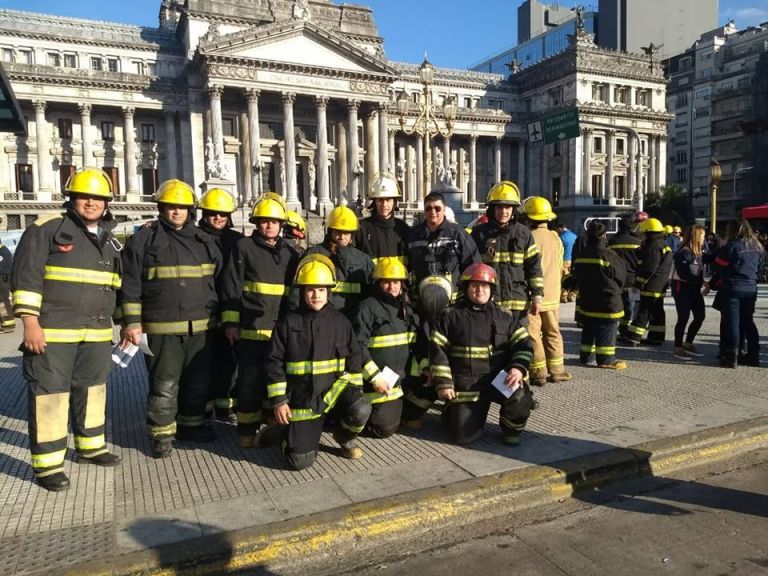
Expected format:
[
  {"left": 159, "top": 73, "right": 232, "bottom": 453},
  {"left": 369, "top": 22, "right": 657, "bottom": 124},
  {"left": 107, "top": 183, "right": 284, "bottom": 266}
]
[
  {"left": 145, "top": 332, "right": 211, "bottom": 438},
  {"left": 527, "top": 309, "right": 566, "bottom": 379},
  {"left": 24, "top": 341, "right": 111, "bottom": 478},
  {"left": 207, "top": 327, "right": 237, "bottom": 417},
  {"left": 627, "top": 295, "right": 666, "bottom": 343},
  {"left": 283, "top": 386, "right": 371, "bottom": 471},
  {"left": 0, "top": 276, "right": 14, "bottom": 330},
  {"left": 580, "top": 318, "right": 619, "bottom": 365},
  {"left": 234, "top": 340, "right": 269, "bottom": 438},
  {"left": 365, "top": 396, "right": 402, "bottom": 439},
  {"left": 444, "top": 385, "right": 533, "bottom": 445},
  {"left": 401, "top": 376, "right": 438, "bottom": 423}
]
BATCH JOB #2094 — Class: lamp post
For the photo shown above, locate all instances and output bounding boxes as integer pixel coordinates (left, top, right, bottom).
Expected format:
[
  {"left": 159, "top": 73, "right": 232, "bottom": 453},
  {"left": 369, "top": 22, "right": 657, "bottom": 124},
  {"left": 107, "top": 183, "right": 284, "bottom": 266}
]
[
  {"left": 396, "top": 56, "right": 458, "bottom": 197},
  {"left": 709, "top": 158, "right": 722, "bottom": 234},
  {"left": 731, "top": 165, "right": 753, "bottom": 222}
]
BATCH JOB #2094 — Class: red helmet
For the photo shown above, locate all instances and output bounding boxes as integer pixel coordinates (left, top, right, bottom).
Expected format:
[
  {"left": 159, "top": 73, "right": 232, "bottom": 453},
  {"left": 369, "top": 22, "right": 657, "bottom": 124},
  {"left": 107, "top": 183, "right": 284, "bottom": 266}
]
[
  {"left": 477, "top": 215, "right": 489, "bottom": 225},
  {"left": 459, "top": 263, "right": 497, "bottom": 286},
  {"left": 633, "top": 210, "right": 649, "bottom": 223}
]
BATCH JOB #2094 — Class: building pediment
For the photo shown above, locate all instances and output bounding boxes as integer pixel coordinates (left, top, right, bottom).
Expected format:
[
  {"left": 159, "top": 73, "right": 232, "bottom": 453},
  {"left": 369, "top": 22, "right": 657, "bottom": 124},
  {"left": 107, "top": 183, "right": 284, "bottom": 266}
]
[{"left": 199, "top": 19, "right": 394, "bottom": 78}]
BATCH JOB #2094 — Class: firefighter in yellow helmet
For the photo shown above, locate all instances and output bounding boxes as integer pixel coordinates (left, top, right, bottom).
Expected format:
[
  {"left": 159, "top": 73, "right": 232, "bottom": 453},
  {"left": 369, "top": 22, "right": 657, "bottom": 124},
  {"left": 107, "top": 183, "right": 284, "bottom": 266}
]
[
  {"left": 219, "top": 193, "right": 300, "bottom": 447},
  {"left": 520, "top": 197, "right": 573, "bottom": 386},
  {"left": 120, "top": 179, "right": 222, "bottom": 458},
  {"left": 471, "top": 181, "right": 544, "bottom": 325},
  {"left": 197, "top": 188, "right": 243, "bottom": 424},
  {"left": 304, "top": 205, "right": 373, "bottom": 318},
  {"left": 356, "top": 172, "right": 410, "bottom": 267},
  {"left": 282, "top": 209, "right": 308, "bottom": 255},
  {"left": 351, "top": 257, "right": 427, "bottom": 438},
  {"left": 12, "top": 167, "right": 122, "bottom": 491},
  {"left": 265, "top": 254, "right": 371, "bottom": 470}
]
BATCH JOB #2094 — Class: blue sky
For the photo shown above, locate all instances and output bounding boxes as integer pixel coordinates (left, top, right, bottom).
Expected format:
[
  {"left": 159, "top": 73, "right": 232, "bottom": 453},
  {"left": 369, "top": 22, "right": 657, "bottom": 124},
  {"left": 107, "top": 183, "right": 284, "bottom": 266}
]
[{"left": 1, "top": 0, "right": 766, "bottom": 68}]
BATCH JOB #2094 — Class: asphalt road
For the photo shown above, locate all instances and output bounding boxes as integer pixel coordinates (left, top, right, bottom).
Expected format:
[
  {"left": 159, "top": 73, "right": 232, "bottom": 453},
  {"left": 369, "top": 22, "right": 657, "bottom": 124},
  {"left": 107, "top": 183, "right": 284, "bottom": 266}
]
[{"left": 345, "top": 449, "right": 768, "bottom": 576}]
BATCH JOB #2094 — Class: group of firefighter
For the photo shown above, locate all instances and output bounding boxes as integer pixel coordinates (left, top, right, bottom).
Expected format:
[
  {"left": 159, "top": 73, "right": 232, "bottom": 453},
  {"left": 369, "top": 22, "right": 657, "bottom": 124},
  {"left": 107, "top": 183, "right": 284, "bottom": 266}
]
[{"left": 9, "top": 165, "right": 702, "bottom": 492}]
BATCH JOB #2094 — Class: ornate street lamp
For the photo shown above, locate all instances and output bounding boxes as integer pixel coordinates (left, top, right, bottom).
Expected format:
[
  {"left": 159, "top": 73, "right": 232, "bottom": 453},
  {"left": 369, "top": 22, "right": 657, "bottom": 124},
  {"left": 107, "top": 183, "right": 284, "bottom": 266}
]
[
  {"left": 396, "top": 55, "right": 457, "bottom": 197},
  {"left": 709, "top": 158, "right": 722, "bottom": 234}
]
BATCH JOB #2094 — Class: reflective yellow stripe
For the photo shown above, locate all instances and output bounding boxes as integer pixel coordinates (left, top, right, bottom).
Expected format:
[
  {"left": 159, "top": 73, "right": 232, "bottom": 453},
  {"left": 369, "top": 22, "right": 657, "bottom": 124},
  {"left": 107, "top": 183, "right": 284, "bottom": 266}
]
[
  {"left": 526, "top": 244, "right": 540, "bottom": 258},
  {"left": 345, "top": 372, "right": 364, "bottom": 387},
  {"left": 12, "top": 290, "right": 42, "bottom": 308},
  {"left": 640, "top": 291, "right": 664, "bottom": 298},
  {"left": 363, "top": 360, "right": 379, "bottom": 380},
  {"left": 267, "top": 382, "right": 287, "bottom": 398},
  {"left": 662, "top": 246, "right": 671, "bottom": 254},
  {"left": 31, "top": 449, "right": 67, "bottom": 469},
  {"left": 636, "top": 276, "right": 648, "bottom": 284},
  {"left": 484, "top": 251, "right": 525, "bottom": 264},
  {"left": 628, "top": 324, "right": 646, "bottom": 336},
  {"left": 595, "top": 346, "right": 615, "bottom": 355},
  {"left": 431, "top": 365, "right": 452, "bottom": 378},
  {"left": 498, "top": 299, "right": 528, "bottom": 311},
  {"left": 243, "top": 281, "right": 287, "bottom": 296},
  {"left": 237, "top": 411, "right": 262, "bottom": 424},
  {"left": 610, "top": 244, "right": 640, "bottom": 250},
  {"left": 240, "top": 328, "right": 272, "bottom": 341},
  {"left": 122, "top": 302, "right": 142, "bottom": 316},
  {"left": 146, "top": 263, "right": 215, "bottom": 280},
  {"left": 286, "top": 358, "right": 345, "bottom": 375},
  {"left": 368, "top": 332, "right": 416, "bottom": 348},
  {"left": 322, "top": 377, "right": 349, "bottom": 411},
  {"left": 221, "top": 310, "right": 240, "bottom": 324},
  {"left": 530, "top": 360, "right": 547, "bottom": 370},
  {"left": 547, "top": 357, "right": 564, "bottom": 366},
  {"left": 509, "top": 327, "right": 529, "bottom": 345},
  {"left": 512, "top": 350, "right": 533, "bottom": 363},
  {"left": 43, "top": 327, "right": 113, "bottom": 343},
  {"left": 574, "top": 258, "right": 611, "bottom": 267},
  {"left": 215, "top": 397, "right": 236, "bottom": 409},
  {"left": 450, "top": 391, "right": 480, "bottom": 403},
  {"left": 581, "top": 344, "right": 596, "bottom": 353},
  {"left": 540, "top": 300, "right": 560, "bottom": 311},
  {"left": 576, "top": 307, "right": 625, "bottom": 319},
  {"left": 365, "top": 387, "right": 404, "bottom": 404},
  {"left": 430, "top": 330, "right": 448, "bottom": 347},
  {"left": 529, "top": 277, "right": 544, "bottom": 287},
  {"left": 289, "top": 408, "right": 322, "bottom": 422},
  {"left": 44, "top": 265, "right": 121, "bottom": 288},
  {"left": 449, "top": 345, "right": 495, "bottom": 359},
  {"left": 332, "top": 282, "right": 361, "bottom": 294},
  {"left": 404, "top": 389, "right": 434, "bottom": 410},
  {"left": 143, "top": 318, "right": 213, "bottom": 335},
  {"left": 150, "top": 422, "right": 177, "bottom": 437},
  {"left": 74, "top": 434, "right": 106, "bottom": 451}
]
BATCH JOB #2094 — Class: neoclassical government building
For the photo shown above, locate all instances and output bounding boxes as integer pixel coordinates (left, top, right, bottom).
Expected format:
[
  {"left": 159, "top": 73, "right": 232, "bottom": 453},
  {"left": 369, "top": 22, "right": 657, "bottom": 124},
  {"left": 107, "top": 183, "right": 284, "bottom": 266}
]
[{"left": 0, "top": 0, "right": 671, "bottom": 230}]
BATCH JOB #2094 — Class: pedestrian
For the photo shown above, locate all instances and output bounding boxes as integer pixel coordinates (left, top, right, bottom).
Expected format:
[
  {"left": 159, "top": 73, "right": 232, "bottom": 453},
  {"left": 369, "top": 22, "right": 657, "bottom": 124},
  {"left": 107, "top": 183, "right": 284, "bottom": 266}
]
[
  {"left": 266, "top": 254, "right": 371, "bottom": 470},
  {"left": 608, "top": 214, "right": 642, "bottom": 338},
  {"left": 556, "top": 222, "right": 578, "bottom": 302},
  {"left": 471, "top": 181, "right": 543, "bottom": 324},
  {"left": 620, "top": 218, "right": 673, "bottom": 347},
  {"left": 711, "top": 218, "right": 764, "bottom": 367},
  {"left": 219, "top": 195, "right": 300, "bottom": 447},
  {"left": 520, "top": 197, "right": 572, "bottom": 386},
  {"left": 355, "top": 172, "right": 410, "bottom": 266},
  {"left": 12, "top": 168, "right": 122, "bottom": 491},
  {"left": 429, "top": 263, "right": 534, "bottom": 445},
  {"left": 120, "top": 179, "right": 222, "bottom": 458},
  {"left": 305, "top": 205, "right": 373, "bottom": 318},
  {"left": 352, "top": 257, "right": 426, "bottom": 438},
  {"left": 0, "top": 237, "right": 14, "bottom": 332},
  {"left": 671, "top": 225, "right": 707, "bottom": 360},
  {"left": 573, "top": 220, "right": 627, "bottom": 369},
  {"left": 197, "top": 188, "right": 243, "bottom": 425},
  {"left": 665, "top": 225, "right": 682, "bottom": 253}
]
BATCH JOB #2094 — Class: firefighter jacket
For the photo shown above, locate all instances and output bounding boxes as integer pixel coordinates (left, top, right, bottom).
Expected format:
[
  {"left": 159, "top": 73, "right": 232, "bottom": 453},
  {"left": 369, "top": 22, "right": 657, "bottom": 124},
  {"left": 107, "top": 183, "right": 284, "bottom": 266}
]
[
  {"left": 305, "top": 241, "right": 373, "bottom": 316},
  {"left": 608, "top": 229, "right": 642, "bottom": 288},
  {"left": 471, "top": 219, "right": 544, "bottom": 311},
  {"left": 356, "top": 214, "right": 410, "bottom": 266},
  {"left": 266, "top": 303, "right": 364, "bottom": 418},
  {"left": 0, "top": 243, "right": 12, "bottom": 276},
  {"left": 408, "top": 220, "right": 480, "bottom": 288},
  {"left": 121, "top": 218, "right": 221, "bottom": 335},
  {"left": 11, "top": 209, "right": 121, "bottom": 343},
  {"left": 573, "top": 241, "right": 627, "bottom": 320},
  {"left": 198, "top": 220, "right": 243, "bottom": 270},
  {"left": 530, "top": 225, "right": 563, "bottom": 311},
  {"left": 634, "top": 232, "right": 673, "bottom": 297},
  {"left": 429, "top": 298, "right": 533, "bottom": 398},
  {"left": 219, "top": 235, "right": 300, "bottom": 341},
  {"left": 352, "top": 288, "right": 427, "bottom": 405}
]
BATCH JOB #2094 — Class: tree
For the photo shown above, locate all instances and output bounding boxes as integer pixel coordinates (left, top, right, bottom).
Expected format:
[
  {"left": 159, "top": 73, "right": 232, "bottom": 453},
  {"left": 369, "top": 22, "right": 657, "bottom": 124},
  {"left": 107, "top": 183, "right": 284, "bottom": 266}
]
[{"left": 645, "top": 184, "right": 692, "bottom": 225}]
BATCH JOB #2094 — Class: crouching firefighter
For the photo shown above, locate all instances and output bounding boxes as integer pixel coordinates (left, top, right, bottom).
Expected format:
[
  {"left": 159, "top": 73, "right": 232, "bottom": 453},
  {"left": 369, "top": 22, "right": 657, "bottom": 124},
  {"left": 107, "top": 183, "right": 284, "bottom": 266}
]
[
  {"left": 265, "top": 254, "right": 371, "bottom": 470},
  {"left": 352, "top": 257, "right": 427, "bottom": 438},
  {"left": 429, "top": 263, "right": 534, "bottom": 445}
]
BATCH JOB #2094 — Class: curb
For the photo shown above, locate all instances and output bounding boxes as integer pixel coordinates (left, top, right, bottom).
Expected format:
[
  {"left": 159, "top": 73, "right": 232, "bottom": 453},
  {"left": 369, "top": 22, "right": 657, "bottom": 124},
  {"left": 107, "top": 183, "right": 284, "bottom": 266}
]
[{"left": 51, "top": 416, "right": 768, "bottom": 576}]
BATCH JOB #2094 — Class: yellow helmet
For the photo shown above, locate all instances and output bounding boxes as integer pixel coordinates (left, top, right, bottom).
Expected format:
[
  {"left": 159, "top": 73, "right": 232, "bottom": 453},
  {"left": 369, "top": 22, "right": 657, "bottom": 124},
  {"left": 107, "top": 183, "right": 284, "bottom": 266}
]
[
  {"left": 373, "top": 257, "right": 408, "bottom": 281},
  {"left": 285, "top": 210, "right": 307, "bottom": 238},
  {"left": 198, "top": 188, "right": 236, "bottom": 213},
  {"left": 486, "top": 181, "right": 522, "bottom": 206},
  {"left": 521, "top": 196, "right": 557, "bottom": 221},
  {"left": 154, "top": 179, "right": 196, "bottom": 206},
  {"left": 673, "top": 225, "right": 682, "bottom": 234},
  {"left": 250, "top": 197, "right": 286, "bottom": 223},
  {"left": 327, "top": 206, "right": 358, "bottom": 232},
  {"left": 664, "top": 225, "right": 674, "bottom": 235},
  {"left": 639, "top": 218, "right": 665, "bottom": 233},
  {"left": 368, "top": 172, "right": 401, "bottom": 199},
  {"left": 295, "top": 254, "right": 337, "bottom": 287},
  {"left": 64, "top": 167, "right": 113, "bottom": 200}
]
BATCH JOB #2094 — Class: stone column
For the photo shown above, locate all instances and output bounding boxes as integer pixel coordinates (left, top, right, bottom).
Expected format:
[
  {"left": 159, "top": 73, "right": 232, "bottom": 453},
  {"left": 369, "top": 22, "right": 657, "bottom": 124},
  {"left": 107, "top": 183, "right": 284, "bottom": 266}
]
[
  {"left": 443, "top": 136, "right": 451, "bottom": 181},
  {"left": 494, "top": 137, "right": 502, "bottom": 183},
  {"left": 180, "top": 113, "right": 195, "bottom": 186},
  {"left": 79, "top": 103, "right": 93, "bottom": 167},
  {"left": 655, "top": 135, "right": 662, "bottom": 193},
  {"left": 315, "top": 96, "right": 332, "bottom": 213},
  {"left": 365, "top": 109, "right": 378, "bottom": 192},
  {"left": 648, "top": 135, "right": 657, "bottom": 196},
  {"left": 415, "top": 134, "right": 424, "bottom": 200},
  {"left": 469, "top": 134, "right": 478, "bottom": 206},
  {"left": 406, "top": 143, "right": 416, "bottom": 203},
  {"left": 582, "top": 128, "right": 592, "bottom": 195},
  {"left": 388, "top": 130, "right": 396, "bottom": 174},
  {"left": 240, "top": 110, "right": 252, "bottom": 204},
  {"left": 208, "top": 85, "right": 225, "bottom": 162},
  {"left": 347, "top": 99, "right": 360, "bottom": 201},
  {"left": 282, "top": 92, "right": 299, "bottom": 209},
  {"left": 336, "top": 120, "right": 347, "bottom": 205},
  {"left": 122, "top": 107, "right": 138, "bottom": 195},
  {"left": 33, "top": 101, "right": 52, "bottom": 194},
  {"left": 378, "top": 103, "right": 389, "bottom": 172},
  {"left": 628, "top": 131, "right": 636, "bottom": 205},
  {"left": 164, "top": 111, "right": 177, "bottom": 179},
  {"left": 606, "top": 130, "right": 614, "bottom": 205},
  {"left": 246, "top": 89, "right": 262, "bottom": 201},
  {"left": 657, "top": 136, "right": 667, "bottom": 190}
]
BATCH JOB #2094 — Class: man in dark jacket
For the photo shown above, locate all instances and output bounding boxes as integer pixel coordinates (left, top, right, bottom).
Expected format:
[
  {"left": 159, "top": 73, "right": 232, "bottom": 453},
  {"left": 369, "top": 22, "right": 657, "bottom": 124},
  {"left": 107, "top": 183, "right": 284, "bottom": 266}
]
[
  {"left": 608, "top": 214, "right": 642, "bottom": 337},
  {"left": 0, "top": 238, "right": 14, "bottom": 332},
  {"left": 12, "top": 168, "right": 122, "bottom": 491},
  {"left": 356, "top": 172, "right": 410, "bottom": 267}
]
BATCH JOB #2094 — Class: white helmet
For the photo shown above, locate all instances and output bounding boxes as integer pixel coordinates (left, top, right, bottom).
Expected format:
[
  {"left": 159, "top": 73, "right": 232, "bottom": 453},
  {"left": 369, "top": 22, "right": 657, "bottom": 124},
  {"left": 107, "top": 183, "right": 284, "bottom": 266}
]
[
  {"left": 444, "top": 206, "right": 457, "bottom": 223},
  {"left": 368, "top": 172, "right": 401, "bottom": 199}
]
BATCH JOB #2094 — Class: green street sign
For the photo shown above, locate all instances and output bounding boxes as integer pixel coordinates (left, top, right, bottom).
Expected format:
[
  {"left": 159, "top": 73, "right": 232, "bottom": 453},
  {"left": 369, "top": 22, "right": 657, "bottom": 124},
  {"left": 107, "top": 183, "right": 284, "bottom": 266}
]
[{"left": 541, "top": 108, "right": 580, "bottom": 145}]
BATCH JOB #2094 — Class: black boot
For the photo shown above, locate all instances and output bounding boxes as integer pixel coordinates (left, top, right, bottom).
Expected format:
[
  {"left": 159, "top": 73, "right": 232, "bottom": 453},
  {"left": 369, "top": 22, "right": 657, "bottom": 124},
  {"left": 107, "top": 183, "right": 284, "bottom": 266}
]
[
  {"left": 78, "top": 451, "right": 122, "bottom": 467},
  {"left": 37, "top": 472, "right": 70, "bottom": 492},
  {"left": 719, "top": 349, "right": 738, "bottom": 368},
  {"left": 152, "top": 436, "right": 174, "bottom": 458},
  {"left": 739, "top": 347, "right": 760, "bottom": 367}
]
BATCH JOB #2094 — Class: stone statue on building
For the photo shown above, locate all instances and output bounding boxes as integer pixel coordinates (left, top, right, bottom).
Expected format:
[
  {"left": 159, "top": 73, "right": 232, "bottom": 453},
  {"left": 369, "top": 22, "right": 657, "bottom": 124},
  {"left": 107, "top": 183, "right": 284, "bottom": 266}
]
[
  {"left": 307, "top": 158, "right": 316, "bottom": 196},
  {"left": 205, "top": 137, "right": 217, "bottom": 177},
  {"left": 150, "top": 143, "right": 159, "bottom": 169},
  {"left": 641, "top": 42, "right": 663, "bottom": 71},
  {"left": 279, "top": 157, "right": 286, "bottom": 193},
  {"left": 396, "top": 155, "right": 406, "bottom": 181},
  {"left": 573, "top": 5, "right": 585, "bottom": 32},
  {"left": 267, "top": 0, "right": 278, "bottom": 18},
  {"left": 292, "top": 0, "right": 312, "bottom": 20},
  {"left": 462, "top": 158, "right": 470, "bottom": 180},
  {"left": 448, "top": 160, "right": 458, "bottom": 187},
  {"left": 434, "top": 149, "right": 447, "bottom": 185}
]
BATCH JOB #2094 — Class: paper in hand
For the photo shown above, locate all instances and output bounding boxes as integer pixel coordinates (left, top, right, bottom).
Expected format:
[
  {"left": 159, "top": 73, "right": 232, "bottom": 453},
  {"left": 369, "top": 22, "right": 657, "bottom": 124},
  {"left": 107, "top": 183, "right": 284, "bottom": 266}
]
[
  {"left": 491, "top": 370, "right": 520, "bottom": 399},
  {"left": 379, "top": 366, "right": 400, "bottom": 390}
]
